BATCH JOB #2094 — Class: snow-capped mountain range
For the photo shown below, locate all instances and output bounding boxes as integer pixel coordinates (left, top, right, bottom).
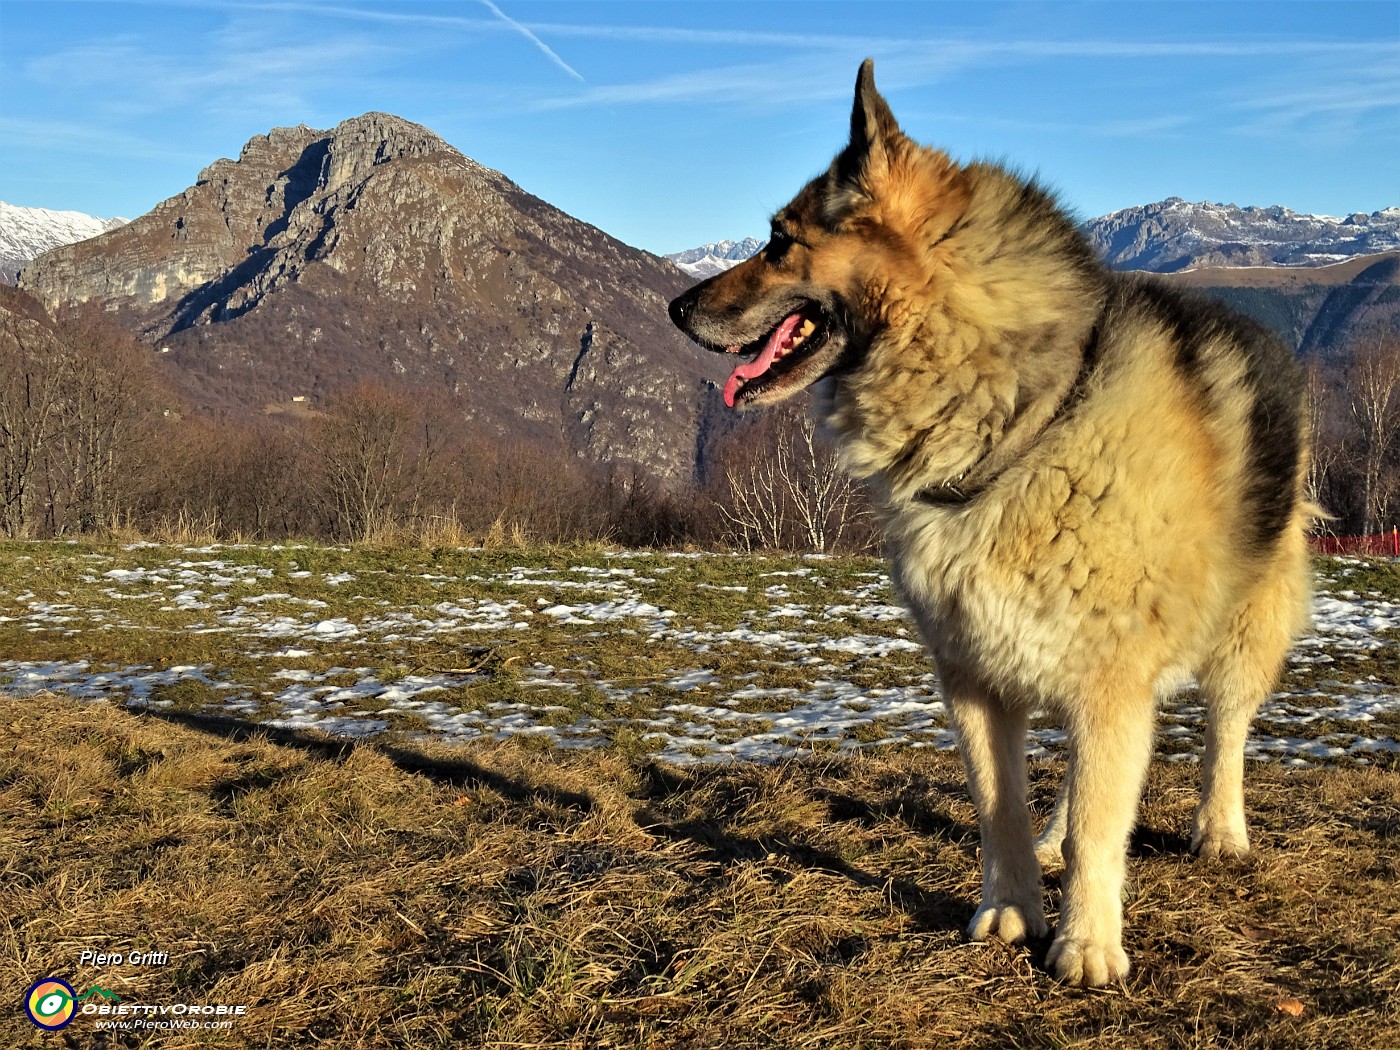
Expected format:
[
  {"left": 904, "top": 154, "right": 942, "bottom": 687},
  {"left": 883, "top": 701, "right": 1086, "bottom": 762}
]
[
  {"left": 1082, "top": 199, "right": 1400, "bottom": 272},
  {"left": 667, "top": 200, "right": 1400, "bottom": 277},
  {"left": 664, "top": 237, "right": 765, "bottom": 278},
  {"left": 0, "top": 201, "right": 127, "bottom": 283}
]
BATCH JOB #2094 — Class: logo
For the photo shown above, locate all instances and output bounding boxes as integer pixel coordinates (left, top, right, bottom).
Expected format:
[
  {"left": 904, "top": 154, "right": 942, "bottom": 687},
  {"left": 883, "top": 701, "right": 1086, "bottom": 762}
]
[
  {"left": 24, "top": 978, "right": 76, "bottom": 1030},
  {"left": 77, "top": 987, "right": 122, "bottom": 1004}
]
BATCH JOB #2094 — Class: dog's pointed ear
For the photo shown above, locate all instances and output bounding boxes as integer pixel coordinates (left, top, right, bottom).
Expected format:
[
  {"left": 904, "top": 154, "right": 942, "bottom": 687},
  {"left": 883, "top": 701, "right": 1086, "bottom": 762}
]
[
  {"left": 833, "top": 59, "right": 901, "bottom": 197},
  {"left": 850, "top": 59, "right": 899, "bottom": 155}
]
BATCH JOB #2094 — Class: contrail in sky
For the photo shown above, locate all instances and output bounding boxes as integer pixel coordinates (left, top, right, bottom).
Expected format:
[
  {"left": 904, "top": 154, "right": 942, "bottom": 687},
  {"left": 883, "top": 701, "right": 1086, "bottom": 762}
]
[{"left": 478, "top": 0, "right": 585, "bottom": 82}]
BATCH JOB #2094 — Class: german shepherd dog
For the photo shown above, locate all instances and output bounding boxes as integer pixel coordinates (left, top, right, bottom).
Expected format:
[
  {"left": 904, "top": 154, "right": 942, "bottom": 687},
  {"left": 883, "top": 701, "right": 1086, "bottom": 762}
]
[{"left": 669, "top": 60, "right": 1311, "bottom": 986}]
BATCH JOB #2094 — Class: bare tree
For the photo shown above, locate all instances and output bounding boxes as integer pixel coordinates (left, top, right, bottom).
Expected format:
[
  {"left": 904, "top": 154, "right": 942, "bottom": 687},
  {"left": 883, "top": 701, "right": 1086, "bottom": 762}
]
[
  {"left": 782, "top": 408, "right": 869, "bottom": 552},
  {"left": 0, "top": 297, "right": 162, "bottom": 537},
  {"left": 48, "top": 310, "right": 161, "bottom": 533},
  {"left": 0, "top": 309, "right": 65, "bottom": 536},
  {"left": 1343, "top": 336, "right": 1400, "bottom": 536},
  {"left": 713, "top": 402, "right": 873, "bottom": 553},
  {"left": 310, "top": 383, "right": 418, "bottom": 540},
  {"left": 1305, "top": 359, "right": 1346, "bottom": 530}
]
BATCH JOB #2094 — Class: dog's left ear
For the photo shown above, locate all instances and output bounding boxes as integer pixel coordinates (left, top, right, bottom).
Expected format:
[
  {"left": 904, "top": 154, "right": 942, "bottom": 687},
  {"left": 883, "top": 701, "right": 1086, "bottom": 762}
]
[{"left": 834, "top": 59, "right": 901, "bottom": 192}]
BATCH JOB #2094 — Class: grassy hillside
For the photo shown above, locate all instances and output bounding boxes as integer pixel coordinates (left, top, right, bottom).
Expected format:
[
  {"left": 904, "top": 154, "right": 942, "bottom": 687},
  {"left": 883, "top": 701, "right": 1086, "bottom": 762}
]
[{"left": 1164, "top": 253, "right": 1400, "bottom": 356}]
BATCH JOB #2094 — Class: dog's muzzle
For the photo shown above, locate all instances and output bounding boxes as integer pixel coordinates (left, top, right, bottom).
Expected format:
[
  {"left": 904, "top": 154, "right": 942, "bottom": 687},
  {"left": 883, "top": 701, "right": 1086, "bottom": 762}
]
[{"left": 668, "top": 289, "right": 698, "bottom": 332}]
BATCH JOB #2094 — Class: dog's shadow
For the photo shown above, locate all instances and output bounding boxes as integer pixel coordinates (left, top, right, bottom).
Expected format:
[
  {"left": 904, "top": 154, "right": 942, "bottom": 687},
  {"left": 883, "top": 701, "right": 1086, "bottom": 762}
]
[
  {"left": 145, "top": 709, "right": 969, "bottom": 926},
  {"left": 633, "top": 761, "right": 979, "bottom": 932},
  {"left": 137, "top": 707, "right": 596, "bottom": 814}
]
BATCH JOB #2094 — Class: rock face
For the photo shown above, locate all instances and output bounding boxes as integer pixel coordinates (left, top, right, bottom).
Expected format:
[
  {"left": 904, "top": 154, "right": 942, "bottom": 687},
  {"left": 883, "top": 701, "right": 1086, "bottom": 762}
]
[
  {"left": 1081, "top": 198, "right": 1400, "bottom": 272},
  {"left": 22, "top": 113, "right": 723, "bottom": 484}
]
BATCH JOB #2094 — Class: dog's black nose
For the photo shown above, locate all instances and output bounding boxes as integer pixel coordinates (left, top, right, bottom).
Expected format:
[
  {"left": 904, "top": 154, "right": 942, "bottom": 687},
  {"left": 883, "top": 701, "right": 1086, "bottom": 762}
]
[{"left": 668, "top": 291, "right": 695, "bottom": 330}]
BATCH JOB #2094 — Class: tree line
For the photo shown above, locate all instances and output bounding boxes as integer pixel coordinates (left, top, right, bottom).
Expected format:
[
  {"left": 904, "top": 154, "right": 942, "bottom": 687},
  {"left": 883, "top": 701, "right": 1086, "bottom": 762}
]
[{"left": 1, "top": 287, "right": 1396, "bottom": 551}]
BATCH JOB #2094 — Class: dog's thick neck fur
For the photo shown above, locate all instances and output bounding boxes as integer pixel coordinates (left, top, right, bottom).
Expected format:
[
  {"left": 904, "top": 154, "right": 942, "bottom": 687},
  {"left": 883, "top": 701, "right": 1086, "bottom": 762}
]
[{"left": 818, "top": 78, "right": 1109, "bottom": 505}]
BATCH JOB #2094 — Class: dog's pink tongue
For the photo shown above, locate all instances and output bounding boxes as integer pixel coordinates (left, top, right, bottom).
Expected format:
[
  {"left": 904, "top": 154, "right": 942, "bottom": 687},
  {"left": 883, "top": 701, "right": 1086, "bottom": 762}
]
[{"left": 722, "top": 312, "right": 802, "bottom": 408}]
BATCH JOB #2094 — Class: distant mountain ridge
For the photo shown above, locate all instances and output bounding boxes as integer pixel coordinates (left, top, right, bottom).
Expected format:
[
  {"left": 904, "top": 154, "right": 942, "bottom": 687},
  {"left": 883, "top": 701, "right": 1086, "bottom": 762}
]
[
  {"left": 11, "top": 140, "right": 1397, "bottom": 493},
  {"left": 0, "top": 202, "right": 126, "bottom": 283},
  {"left": 666, "top": 238, "right": 765, "bottom": 278},
  {"left": 1081, "top": 198, "right": 1400, "bottom": 272},
  {"left": 667, "top": 198, "right": 1400, "bottom": 277}
]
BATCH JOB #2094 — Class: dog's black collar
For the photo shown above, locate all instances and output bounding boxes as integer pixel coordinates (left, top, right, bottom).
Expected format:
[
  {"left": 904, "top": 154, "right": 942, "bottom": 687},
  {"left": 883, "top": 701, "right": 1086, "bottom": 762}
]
[{"left": 913, "top": 321, "right": 1102, "bottom": 509}]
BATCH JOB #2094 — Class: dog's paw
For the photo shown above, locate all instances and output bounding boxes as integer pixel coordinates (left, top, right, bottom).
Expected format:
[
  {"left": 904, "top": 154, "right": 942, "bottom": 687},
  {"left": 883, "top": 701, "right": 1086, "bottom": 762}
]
[
  {"left": 1190, "top": 822, "right": 1250, "bottom": 861},
  {"left": 1046, "top": 934, "right": 1130, "bottom": 987},
  {"left": 968, "top": 900, "right": 1048, "bottom": 944}
]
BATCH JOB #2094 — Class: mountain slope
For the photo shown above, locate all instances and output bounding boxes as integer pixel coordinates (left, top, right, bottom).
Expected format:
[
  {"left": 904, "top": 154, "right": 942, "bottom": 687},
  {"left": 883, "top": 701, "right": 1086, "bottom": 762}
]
[
  {"left": 1165, "top": 252, "right": 1400, "bottom": 357},
  {"left": 21, "top": 114, "right": 724, "bottom": 483},
  {"left": 0, "top": 201, "right": 126, "bottom": 284}
]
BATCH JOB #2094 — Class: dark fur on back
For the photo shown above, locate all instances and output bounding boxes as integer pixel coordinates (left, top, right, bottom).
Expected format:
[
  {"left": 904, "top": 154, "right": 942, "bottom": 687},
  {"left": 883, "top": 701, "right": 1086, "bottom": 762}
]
[{"left": 1122, "top": 275, "right": 1305, "bottom": 552}]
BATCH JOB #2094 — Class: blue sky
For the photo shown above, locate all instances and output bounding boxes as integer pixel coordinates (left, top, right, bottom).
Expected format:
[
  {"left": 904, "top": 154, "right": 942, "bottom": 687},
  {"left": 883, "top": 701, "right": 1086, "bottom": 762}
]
[{"left": 1, "top": 1, "right": 1397, "bottom": 255}]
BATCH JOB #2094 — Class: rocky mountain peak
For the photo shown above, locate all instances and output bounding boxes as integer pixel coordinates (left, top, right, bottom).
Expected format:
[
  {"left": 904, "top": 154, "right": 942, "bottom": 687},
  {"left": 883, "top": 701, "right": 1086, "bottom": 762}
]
[
  {"left": 19, "top": 112, "right": 719, "bottom": 484},
  {"left": 21, "top": 113, "right": 477, "bottom": 327},
  {"left": 319, "top": 112, "right": 457, "bottom": 194},
  {"left": 666, "top": 237, "right": 765, "bottom": 278}
]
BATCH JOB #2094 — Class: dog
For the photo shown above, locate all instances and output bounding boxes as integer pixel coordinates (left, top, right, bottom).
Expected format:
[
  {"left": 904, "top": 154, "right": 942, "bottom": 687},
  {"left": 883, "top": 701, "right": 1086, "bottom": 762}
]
[{"left": 668, "top": 59, "right": 1311, "bottom": 987}]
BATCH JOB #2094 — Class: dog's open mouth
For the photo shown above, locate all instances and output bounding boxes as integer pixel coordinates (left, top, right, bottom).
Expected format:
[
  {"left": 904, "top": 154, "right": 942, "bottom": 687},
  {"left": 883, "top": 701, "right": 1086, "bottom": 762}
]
[{"left": 722, "top": 304, "right": 831, "bottom": 407}]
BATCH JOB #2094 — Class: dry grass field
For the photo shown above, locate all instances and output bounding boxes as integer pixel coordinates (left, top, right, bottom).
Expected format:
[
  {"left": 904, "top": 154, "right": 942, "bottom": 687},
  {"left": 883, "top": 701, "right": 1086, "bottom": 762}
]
[
  {"left": 3, "top": 689, "right": 1398, "bottom": 1049},
  {"left": 3, "top": 544, "right": 1397, "bottom": 1046}
]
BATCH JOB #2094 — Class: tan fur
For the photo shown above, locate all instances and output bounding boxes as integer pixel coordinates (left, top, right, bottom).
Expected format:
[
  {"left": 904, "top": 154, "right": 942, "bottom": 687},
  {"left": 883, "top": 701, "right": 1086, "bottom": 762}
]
[{"left": 670, "top": 61, "right": 1312, "bottom": 987}]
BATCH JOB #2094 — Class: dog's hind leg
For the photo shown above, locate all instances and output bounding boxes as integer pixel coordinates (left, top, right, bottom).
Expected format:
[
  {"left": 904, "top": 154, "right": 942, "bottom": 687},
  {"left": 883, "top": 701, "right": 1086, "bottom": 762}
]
[
  {"left": 948, "top": 682, "right": 1048, "bottom": 945},
  {"left": 1034, "top": 758, "right": 1071, "bottom": 869},
  {"left": 1046, "top": 682, "right": 1156, "bottom": 986},
  {"left": 1193, "top": 532, "right": 1309, "bottom": 859}
]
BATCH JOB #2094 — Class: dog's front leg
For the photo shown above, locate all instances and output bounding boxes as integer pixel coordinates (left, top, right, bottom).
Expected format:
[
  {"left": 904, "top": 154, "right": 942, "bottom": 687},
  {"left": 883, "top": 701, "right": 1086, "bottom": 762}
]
[
  {"left": 948, "top": 685, "right": 1047, "bottom": 944},
  {"left": 1046, "top": 687, "right": 1155, "bottom": 986}
]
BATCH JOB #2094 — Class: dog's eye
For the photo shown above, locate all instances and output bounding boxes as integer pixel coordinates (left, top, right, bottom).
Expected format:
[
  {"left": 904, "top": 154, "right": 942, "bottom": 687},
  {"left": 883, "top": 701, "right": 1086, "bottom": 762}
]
[{"left": 765, "top": 228, "right": 794, "bottom": 263}]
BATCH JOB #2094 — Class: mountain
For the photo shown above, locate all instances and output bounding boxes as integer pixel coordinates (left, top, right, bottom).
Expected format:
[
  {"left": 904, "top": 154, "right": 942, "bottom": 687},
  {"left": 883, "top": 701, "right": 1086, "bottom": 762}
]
[
  {"left": 1164, "top": 252, "right": 1400, "bottom": 359},
  {"left": 666, "top": 238, "right": 764, "bottom": 278},
  {"left": 20, "top": 113, "right": 724, "bottom": 484},
  {"left": 1081, "top": 198, "right": 1400, "bottom": 273},
  {"left": 0, "top": 202, "right": 127, "bottom": 284}
]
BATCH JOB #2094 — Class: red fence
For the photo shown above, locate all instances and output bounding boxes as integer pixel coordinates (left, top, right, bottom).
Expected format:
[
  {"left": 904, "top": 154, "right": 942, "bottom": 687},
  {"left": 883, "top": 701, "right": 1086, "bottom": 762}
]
[{"left": 1311, "top": 529, "right": 1400, "bottom": 557}]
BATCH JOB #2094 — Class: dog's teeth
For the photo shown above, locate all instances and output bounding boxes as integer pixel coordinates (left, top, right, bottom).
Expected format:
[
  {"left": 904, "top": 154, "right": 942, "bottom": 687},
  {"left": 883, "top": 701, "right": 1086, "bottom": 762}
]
[{"left": 799, "top": 318, "right": 816, "bottom": 337}]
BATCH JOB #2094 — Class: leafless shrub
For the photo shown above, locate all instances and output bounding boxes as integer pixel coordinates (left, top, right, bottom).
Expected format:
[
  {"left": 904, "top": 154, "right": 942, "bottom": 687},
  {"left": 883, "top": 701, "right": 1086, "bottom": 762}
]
[{"left": 711, "top": 402, "right": 876, "bottom": 553}]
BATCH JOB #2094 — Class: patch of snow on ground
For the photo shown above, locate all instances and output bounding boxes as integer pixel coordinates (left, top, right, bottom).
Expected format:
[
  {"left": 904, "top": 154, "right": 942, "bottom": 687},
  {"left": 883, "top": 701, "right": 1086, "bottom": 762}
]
[{"left": 1, "top": 548, "right": 1396, "bottom": 767}]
